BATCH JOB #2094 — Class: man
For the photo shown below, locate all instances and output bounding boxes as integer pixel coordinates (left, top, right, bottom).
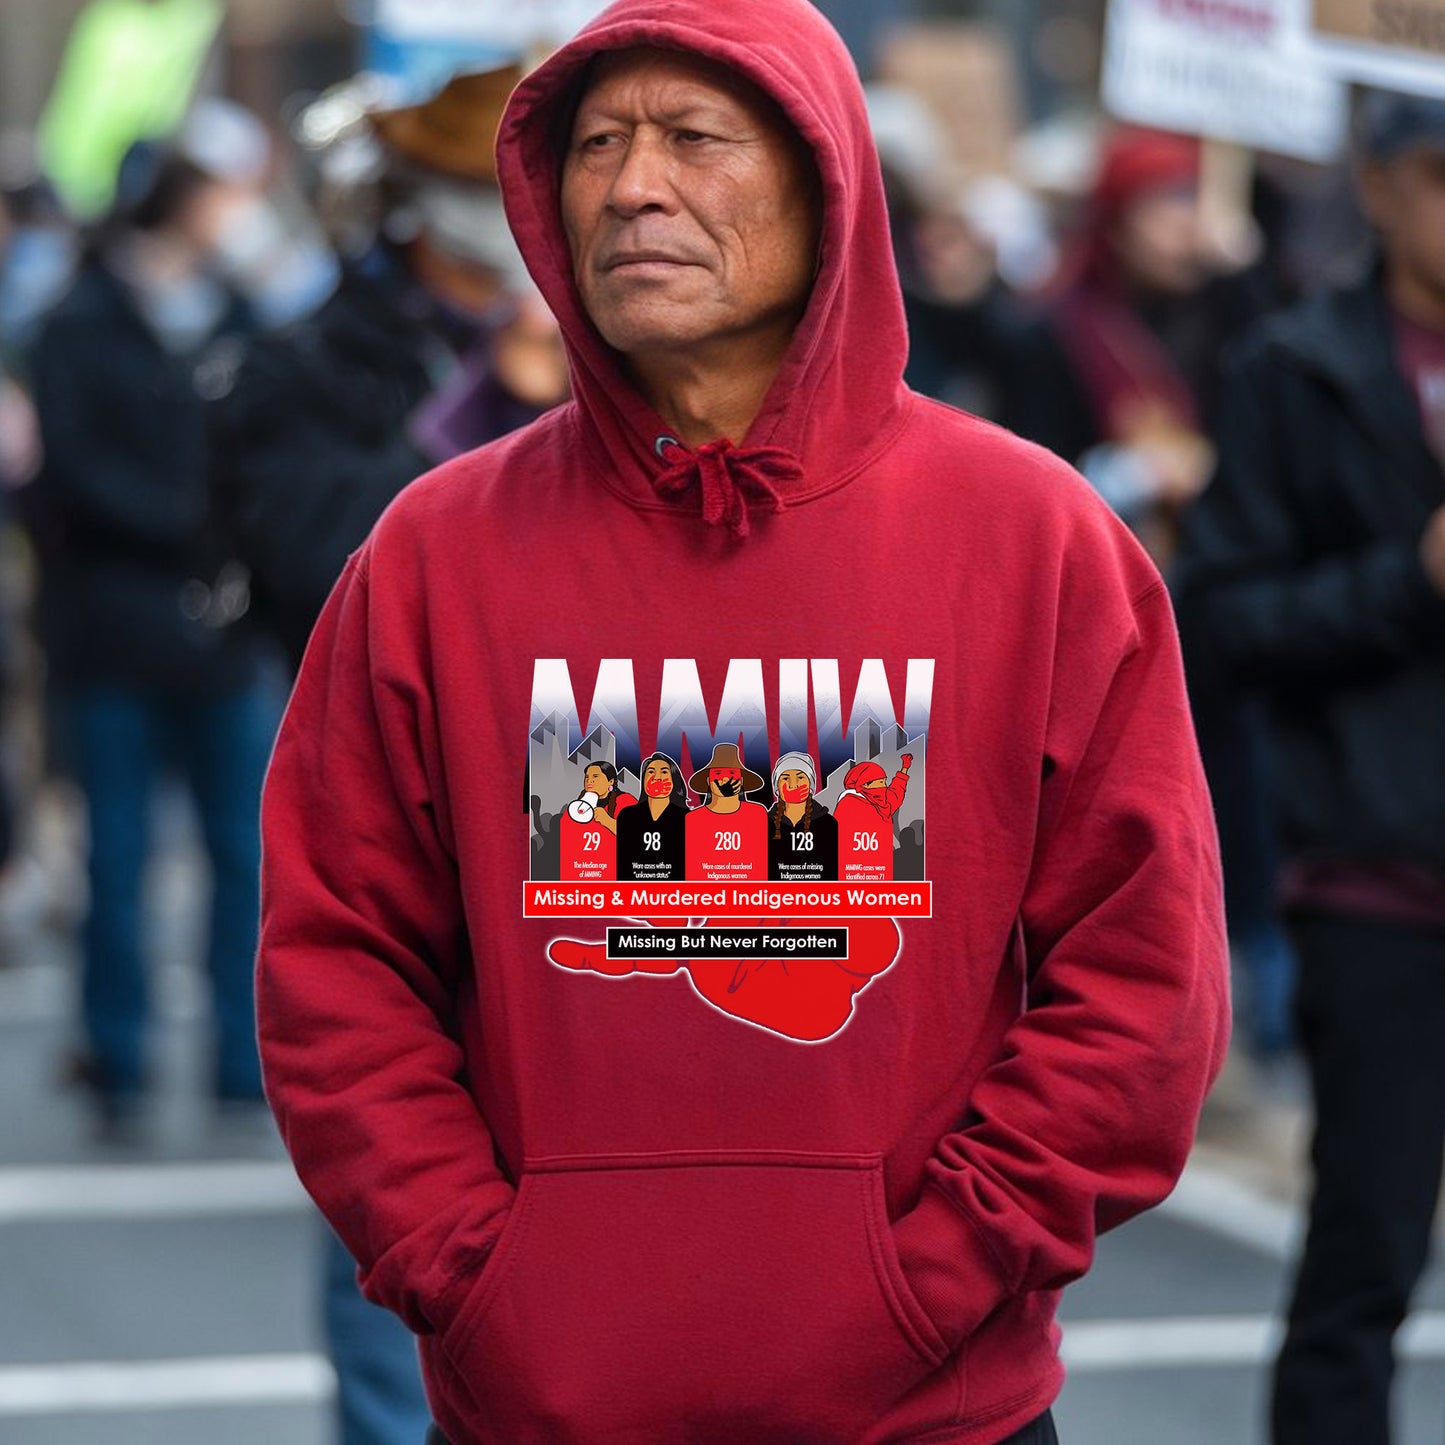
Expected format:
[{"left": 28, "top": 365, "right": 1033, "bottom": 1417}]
[
  {"left": 1178, "top": 92, "right": 1445, "bottom": 1445},
  {"left": 258, "top": 2, "right": 1229, "bottom": 1441}
]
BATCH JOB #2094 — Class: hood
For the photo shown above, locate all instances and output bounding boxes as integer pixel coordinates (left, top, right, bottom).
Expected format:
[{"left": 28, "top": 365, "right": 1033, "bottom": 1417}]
[
  {"left": 495, "top": 0, "right": 910, "bottom": 533},
  {"left": 844, "top": 761, "right": 886, "bottom": 791}
]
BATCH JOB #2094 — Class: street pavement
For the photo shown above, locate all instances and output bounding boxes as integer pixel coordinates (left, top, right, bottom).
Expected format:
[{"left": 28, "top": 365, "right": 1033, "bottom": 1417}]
[{"left": 3, "top": 785, "right": 1444, "bottom": 1444}]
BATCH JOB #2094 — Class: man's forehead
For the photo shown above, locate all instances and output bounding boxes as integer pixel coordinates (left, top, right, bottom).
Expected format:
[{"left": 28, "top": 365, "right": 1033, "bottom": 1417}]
[{"left": 573, "top": 45, "right": 788, "bottom": 126}]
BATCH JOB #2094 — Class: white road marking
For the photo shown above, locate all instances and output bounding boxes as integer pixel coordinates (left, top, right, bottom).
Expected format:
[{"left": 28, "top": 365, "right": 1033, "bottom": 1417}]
[
  {"left": 0, "top": 1355, "right": 335, "bottom": 1415},
  {"left": 1063, "top": 1314, "right": 1283, "bottom": 1371},
  {"left": 1062, "top": 1311, "right": 1445, "bottom": 1371},
  {"left": 7, "top": 1313, "right": 1445, "bottom": 1415},
  {"left": 0, "top": 959, "right": 202, "bottom": 1025},
  {"left": 0, "top": 1162, "right": 308, "bottom": 1223},
  {"left": 1156, "top": 1157, "right": 1301, "bottom": 1260}
]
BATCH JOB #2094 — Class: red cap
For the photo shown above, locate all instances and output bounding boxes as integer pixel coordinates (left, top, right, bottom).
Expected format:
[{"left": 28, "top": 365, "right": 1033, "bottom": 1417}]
[{"left": 1092, "top": 128, "right": 1201, "bottom": 223}]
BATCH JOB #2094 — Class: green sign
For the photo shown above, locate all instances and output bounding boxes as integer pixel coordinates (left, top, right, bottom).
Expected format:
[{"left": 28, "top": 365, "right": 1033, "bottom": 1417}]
[{"left": 38, "top": 0, "right": 224, "bottom": 219}]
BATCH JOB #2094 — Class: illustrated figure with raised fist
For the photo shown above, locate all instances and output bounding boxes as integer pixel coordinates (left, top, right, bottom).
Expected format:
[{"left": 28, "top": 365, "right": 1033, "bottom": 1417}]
[{"left": 833, "top": 754, "right": 913, "bottom": 881}]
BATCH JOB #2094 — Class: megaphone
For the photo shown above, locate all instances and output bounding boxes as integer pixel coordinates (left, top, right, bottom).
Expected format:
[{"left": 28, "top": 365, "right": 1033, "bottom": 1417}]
[{"left": 568, "top": 791, "right": 600, "bottom": 824}]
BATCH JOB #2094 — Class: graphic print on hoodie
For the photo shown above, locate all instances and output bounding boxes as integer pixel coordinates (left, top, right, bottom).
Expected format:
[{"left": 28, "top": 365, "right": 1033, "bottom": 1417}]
[
  {"left": 256, "top": 0, "right": 1230, "bottom": 1440},
  {"left": 527, "top": 656, "right": 930, "bottom": 1043}
]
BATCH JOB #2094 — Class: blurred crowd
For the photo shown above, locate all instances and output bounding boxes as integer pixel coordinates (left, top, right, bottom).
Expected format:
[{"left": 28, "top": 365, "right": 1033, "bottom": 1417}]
[
  {"left": 0, "top": 1, "right": 1442, "bottom": 1443},
  {"left": 0, "top": 8, "right": 1382, "bottom": 1083}
]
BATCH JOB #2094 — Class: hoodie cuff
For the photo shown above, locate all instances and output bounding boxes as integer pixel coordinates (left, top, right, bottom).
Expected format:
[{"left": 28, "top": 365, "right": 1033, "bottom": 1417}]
[
  {"left": 891, "top": 1182, "right": 1014, "bottom": 1352},
  {"left": 364, "top": 1194, "right": 514, "bottom": 1338}
]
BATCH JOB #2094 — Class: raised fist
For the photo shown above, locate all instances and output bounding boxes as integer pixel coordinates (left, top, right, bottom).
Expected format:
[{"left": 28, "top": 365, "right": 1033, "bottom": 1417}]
[{"left": 900, "top": 753, "right": 913, "bottom": 771}]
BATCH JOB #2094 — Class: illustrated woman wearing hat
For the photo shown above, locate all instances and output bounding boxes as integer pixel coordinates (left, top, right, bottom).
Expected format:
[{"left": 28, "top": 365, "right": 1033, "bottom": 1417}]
[{"left": 684, "top": 743, "right": 769, "bottom": 882}]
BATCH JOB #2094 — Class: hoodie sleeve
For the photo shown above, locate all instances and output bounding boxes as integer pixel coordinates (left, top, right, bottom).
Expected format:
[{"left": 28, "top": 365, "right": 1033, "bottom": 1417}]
[
  {"left": 257, "top": 547, "right": 514, "bottom": 1336},
  {"left": 892, "top": 578, "right": 1230, "bottom": 1350}
]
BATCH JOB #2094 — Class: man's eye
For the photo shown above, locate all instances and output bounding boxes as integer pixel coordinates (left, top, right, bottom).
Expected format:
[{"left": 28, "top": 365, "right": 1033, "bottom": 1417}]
[
  {"left": 578, "top": 132, "right": 618, "bottom": 152},
  {"left": 675, "top": 130, "right": 711, "bottom": 144}
]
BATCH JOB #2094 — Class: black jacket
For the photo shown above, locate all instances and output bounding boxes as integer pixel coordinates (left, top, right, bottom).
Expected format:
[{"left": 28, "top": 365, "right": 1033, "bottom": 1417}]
[
  {"left": 28, "top": 256, "right": 261, "bottom": 697},
  {"left": 616, "top": 796, "right": 687, "bottom": 880},
  {"left": 208, "top": 256, "right": 453, "bottom": 669},
  {"left": 1176, "top": 267, "right": 1445, "bottom": 871}
]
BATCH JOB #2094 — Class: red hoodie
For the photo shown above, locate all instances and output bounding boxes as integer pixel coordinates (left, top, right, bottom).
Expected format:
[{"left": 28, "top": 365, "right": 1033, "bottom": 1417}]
[{"left": 257, "top": 2, "right": 1231, "bottom": 1441}]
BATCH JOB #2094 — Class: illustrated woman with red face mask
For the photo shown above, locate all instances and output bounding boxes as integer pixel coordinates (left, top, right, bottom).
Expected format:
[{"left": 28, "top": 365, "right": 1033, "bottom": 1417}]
[
  {"left": 617, "top": 752, "right": 688, "bottom": 880},
  {"left": 768, "top": 751, "right": 838, "bottom": 880}
]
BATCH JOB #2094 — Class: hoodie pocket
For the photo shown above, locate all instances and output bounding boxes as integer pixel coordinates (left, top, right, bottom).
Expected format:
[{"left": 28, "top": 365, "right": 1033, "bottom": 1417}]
[{"left": 440, "top": 1150, "right": 949, "bottom": 1443}]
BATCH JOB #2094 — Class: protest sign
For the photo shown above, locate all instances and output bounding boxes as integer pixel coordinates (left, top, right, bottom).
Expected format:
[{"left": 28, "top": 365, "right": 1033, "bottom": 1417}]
[{"left": 1103, "top": 0, "right": 1349, "bottom": 161}]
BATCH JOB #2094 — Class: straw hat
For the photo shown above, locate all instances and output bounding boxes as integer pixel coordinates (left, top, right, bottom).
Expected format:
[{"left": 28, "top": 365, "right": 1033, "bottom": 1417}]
[
  {"left": 369, "top": 65, "right": 523, "bottom": 183},
  {"left": 688, "top": 743, "right": 766, "bottom": 796}
]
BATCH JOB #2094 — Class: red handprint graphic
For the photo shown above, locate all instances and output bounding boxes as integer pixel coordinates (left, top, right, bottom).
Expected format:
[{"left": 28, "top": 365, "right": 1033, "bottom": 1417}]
[{"left": 548, "top": 916, "right": 902, "bottom": 1042}]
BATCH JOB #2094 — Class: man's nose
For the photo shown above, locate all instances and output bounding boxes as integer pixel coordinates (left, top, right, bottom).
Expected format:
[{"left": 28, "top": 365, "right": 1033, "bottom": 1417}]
[{"left": 606, "top": 129, "right": 676, "bottom": 217}]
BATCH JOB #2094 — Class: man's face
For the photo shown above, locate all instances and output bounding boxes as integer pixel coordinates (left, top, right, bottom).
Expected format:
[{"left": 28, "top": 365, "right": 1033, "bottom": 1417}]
[
  {"left": 561, "top": 47, "right": 821, "bottom": 364},
  {"left": 1362, "top": 147, "right": 1445, "bottom": 302},
  {"left": 864, "top": 778, "right": 885, "bottom": 791}
]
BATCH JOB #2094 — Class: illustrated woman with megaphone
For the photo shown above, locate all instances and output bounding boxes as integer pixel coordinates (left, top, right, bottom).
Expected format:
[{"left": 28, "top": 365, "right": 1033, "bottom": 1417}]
[
  {"left": 566, "top": 761, "right": 634, "bottom": 833},
  {"left": 560, "top": 761, "right": 636, "bottom": 882}
]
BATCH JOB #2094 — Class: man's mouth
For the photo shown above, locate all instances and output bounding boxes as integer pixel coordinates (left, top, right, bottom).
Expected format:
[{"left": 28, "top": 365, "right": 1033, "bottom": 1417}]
[{"left": 604, "top": 251, "right": 695, "bottom": 271}]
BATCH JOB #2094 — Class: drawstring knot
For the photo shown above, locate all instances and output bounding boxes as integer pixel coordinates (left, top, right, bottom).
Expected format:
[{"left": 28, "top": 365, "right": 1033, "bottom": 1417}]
[{"left": 652, "top": 437, "right": 801, "bottom": 538}]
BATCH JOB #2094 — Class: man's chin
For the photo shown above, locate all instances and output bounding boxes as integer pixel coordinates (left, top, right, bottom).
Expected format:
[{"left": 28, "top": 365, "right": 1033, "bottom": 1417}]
[{"left": 588, "top": 293, "right": 722, "bottom": 353}]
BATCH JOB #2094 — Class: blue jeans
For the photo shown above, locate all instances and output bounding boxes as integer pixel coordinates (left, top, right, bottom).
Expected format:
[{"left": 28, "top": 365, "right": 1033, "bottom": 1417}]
[
  {"left": 69, "top": 678, "right": 281, "bottom": 1099},
  {"left": 327, "top": 1229, "right": 432, "bottom": 1445}
]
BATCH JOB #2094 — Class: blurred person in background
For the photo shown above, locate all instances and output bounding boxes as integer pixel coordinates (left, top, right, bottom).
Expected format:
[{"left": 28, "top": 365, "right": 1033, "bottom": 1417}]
[
  {"left": 209, "top": 63, "right": 567, "bottom": 1445},
  {"left": 209, "top": 63, "right": 569, "bottom": 675},
  {"left": 868, "top": 84, "right": 1039, "bottom": 420},
  {"left": 1014, "top": 127, "right": 1217, "bottom": 565},
  {"left": 1177, "top": 91, "right": 1445, "bottom": 1445},
  {"left": 0, "top": 178, "right": 51, "bottom": 497},
  {"left": 0, "top": 154, "right": 79, "bottom": 363},
  {"left": 26, "top": 127, "right": 284, "bottom": 1140},
  {"left": 1016, "top": 125, "right": 1298, "bottom": 1060},
  {"left": 0, "top": 184, "right": 43, "bottom": 906},
  {"left": 176, "top": 97, "right": 338, "bottom": 331}
]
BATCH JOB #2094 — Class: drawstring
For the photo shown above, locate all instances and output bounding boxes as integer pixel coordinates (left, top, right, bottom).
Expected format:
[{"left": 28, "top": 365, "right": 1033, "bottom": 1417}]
[{"left": 652, "top": 437, "right": 801, "bottom": 539}]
